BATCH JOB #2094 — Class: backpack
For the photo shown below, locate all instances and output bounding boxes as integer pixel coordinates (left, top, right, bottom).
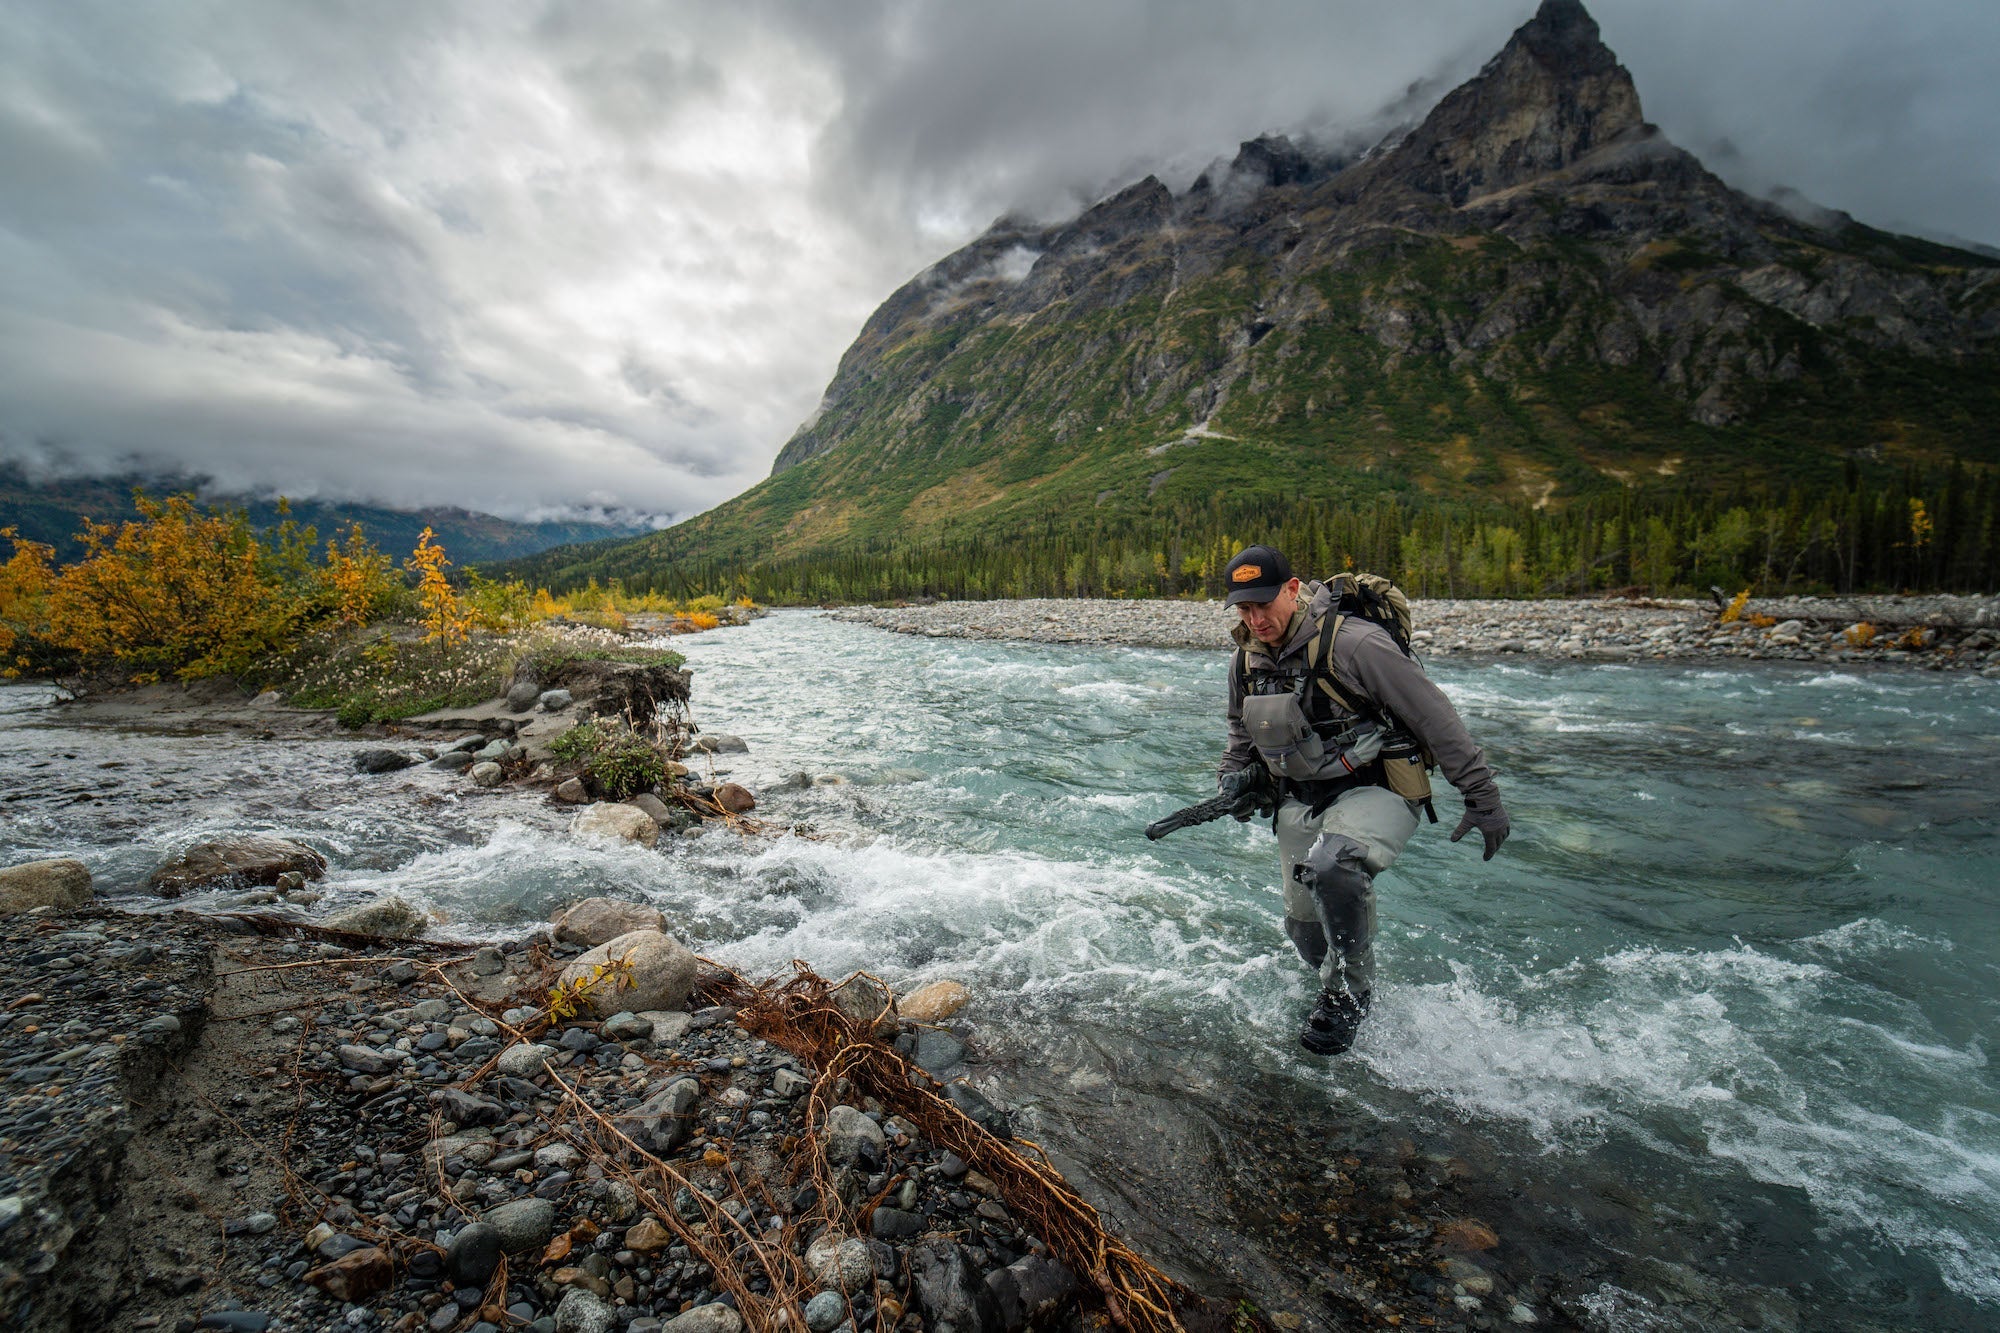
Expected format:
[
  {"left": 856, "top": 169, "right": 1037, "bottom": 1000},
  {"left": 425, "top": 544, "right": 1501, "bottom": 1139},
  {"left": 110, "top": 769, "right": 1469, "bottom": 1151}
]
[{"left": 1324, "top": 571, "right": 1416, "bottom": 657}]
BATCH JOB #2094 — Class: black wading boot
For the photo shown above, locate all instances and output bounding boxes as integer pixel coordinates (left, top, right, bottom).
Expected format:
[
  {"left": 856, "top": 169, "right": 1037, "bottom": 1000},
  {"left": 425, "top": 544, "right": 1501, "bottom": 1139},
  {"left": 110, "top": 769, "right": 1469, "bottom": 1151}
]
[{"left": 1300, "top": 989, "right": 1370, "bottom": 1056}]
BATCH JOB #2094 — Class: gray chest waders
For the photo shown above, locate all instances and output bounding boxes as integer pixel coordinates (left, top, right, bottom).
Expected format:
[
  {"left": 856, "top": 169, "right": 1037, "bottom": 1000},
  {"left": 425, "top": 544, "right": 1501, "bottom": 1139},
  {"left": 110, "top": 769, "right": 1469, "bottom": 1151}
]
[{"left": 1242, "top": 613, "right": 1425, "bottom": 999}]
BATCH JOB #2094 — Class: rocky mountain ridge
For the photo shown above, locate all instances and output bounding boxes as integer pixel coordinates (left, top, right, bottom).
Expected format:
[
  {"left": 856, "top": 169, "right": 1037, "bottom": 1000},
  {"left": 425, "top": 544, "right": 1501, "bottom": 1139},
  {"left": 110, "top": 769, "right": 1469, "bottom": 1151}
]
[{"left": 512, "top": 0, "right": 1998, "bottom": 588}]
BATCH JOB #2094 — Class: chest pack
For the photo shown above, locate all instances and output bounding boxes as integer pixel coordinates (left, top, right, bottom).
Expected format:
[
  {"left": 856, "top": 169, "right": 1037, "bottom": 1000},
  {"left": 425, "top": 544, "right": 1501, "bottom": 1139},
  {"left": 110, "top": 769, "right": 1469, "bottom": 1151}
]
[{"left": 1237, "top": 592, "right": 1438, "bottom": 818}]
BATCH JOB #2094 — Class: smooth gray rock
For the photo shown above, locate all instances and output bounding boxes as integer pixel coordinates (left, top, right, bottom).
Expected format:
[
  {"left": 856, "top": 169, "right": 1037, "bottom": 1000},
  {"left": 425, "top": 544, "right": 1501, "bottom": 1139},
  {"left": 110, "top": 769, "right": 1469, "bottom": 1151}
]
[
  {"left": 539, "top": 689, "right": 573, "bottom": 711},
  {"left": 551, "top": 897, "right": 667, "bottom": 947},
  {"left": 870, "top": 1207, "right": 924, "bottom": 1240},
  {"left": 827, "top": 975, "right": 898, "bottom": 1039},
  {"left": 914, "top": 1030, "right": 965, "bottom": 1074},
  {"left": 985, "top": 1255, "right": 1080, "bottom": 1333},
  {"left": 485, "top": 1197, "right": 557, "bottom": 1254},
  {"left": 505, "top": 680, "right": 541, "bottom": 713},
  {"left": 691, "top": 733, "right": 748, "bottom": 754},
  {"left": 495, "top": 1043, "right": 554, "bottom": 1079},
  {"left": 354, "top": 748, "right": 416, "bottom": 774},
  {"left": 627, "top": 792, "right": 674, "bottom": 826},
  {"left": 552, "top": 777, "right": 589, "bottom": 803},
  {"left": 446, "top": 1222, "right": 503, "bottom": 1286},
  {"left": 555, "top": 929, "right": 696, "bottom": 1015},
  {"left": 945, "top": 1082, "right": 1013, "bottom": 1140},
  {"left": 431, "top": 750, "right": 475, "bottom": 771},
  {"left": 804, "top": 1291, "right": 846, "bottom": 1333},
  {"left": 337, "top": 1045, "right": 395, "bottom": 1074},
  {"left": 474, "top": 740, "right": 512, "bottom": 762},
  {"left": 823, "top": 1104, "right": 885, "bottom": 1168},
  {"left": 600, "top": 1011, "right": 653, "bottom": 1042},
  {"left": 470, "top": 761, "right": 504, "bottom": 787}
]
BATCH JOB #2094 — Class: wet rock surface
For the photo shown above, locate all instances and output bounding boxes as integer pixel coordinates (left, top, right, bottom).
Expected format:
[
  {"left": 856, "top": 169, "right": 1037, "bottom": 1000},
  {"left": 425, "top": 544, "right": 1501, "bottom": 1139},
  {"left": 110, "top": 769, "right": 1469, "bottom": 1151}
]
[
  {"left": 1, "top": 900, "right": 1577, "bottom": 1333},
  {"left": 836, "top": 594, "right": 2000, "bottom": 674},
  {"left": 148, "top": 836, "right": 328, "bottom": 897}
]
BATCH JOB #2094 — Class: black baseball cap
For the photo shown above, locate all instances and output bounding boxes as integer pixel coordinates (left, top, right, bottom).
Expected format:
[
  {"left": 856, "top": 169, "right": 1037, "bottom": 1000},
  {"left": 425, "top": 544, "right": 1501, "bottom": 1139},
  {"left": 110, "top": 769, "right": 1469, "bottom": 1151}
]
[{"left": 1223, "top": 544, "right": 1294, "bottom": 606}]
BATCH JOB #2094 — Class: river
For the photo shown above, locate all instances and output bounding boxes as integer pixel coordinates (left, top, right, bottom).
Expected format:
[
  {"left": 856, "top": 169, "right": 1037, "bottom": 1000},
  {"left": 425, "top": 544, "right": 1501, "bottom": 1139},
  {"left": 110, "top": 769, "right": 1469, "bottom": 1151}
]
[{"left": 3, "top": 609, "right": 1996, "bottom": 1330}]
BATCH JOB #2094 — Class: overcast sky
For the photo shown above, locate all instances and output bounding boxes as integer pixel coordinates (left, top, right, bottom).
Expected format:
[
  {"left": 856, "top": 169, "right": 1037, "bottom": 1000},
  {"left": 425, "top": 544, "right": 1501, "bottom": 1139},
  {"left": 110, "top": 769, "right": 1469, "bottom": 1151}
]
[{"left": 4, "top": 0, "right": 1996, "bottom": 523}]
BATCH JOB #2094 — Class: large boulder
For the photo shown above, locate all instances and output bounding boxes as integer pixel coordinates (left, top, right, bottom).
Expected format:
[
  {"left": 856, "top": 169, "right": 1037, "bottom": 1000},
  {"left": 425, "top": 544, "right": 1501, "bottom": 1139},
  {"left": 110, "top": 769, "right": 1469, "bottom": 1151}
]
[
  {"left": 552, "top": 897, "right": 668, "bottom": 947},
  {"left": 713, "top": 783, "right": 756, "bottom": 815},
  {"left": 322, "top": 894, "right": 428, "bottom": 938},
  {"left": 0, "top": 858, "right": 93, "bottom": 916},
  {"left": 571, "top": 803, "right": 659, "bottom": 847},
  {"left": 148, "top": 836, "right": 326, "bottom": 896},
  {"left": 557, "top": 929, "right": 697, "bottom": 1017}
]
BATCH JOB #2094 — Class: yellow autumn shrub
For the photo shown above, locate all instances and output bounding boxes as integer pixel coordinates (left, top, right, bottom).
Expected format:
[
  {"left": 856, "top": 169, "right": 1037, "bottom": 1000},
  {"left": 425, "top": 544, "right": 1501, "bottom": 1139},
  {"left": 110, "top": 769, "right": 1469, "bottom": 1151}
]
[
  {"left": 45, "top": 494, "right": 303, "bottom": 681},
  {"left": 0, "top": 528, "right": 58, "bottom": 677}
]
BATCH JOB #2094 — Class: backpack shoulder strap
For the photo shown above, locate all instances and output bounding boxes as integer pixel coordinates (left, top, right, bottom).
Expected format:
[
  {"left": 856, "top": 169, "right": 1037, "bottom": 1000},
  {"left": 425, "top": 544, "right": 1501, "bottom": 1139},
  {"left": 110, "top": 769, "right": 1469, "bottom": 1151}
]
[{"left": 1310, "top": 613, "right": 1364, "bottom": 714}]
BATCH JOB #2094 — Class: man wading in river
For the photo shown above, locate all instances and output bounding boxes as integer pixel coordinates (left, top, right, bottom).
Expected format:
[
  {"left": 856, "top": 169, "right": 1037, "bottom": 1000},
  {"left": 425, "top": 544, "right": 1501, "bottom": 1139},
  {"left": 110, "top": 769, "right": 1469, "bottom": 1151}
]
[{"left": 1216, "top": 545, "right": 1510, "bottom": 1055}]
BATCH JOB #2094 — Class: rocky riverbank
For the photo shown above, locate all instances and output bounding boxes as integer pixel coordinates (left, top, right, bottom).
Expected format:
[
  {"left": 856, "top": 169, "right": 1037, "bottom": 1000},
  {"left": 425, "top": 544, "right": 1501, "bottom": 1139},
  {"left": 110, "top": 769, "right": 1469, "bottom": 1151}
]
[
  {"left": 833, "top": 594, "right": 2000, "bottom": 673},
  {"left": 0, "top": 899, "right": 1542, "bottom": 1333},
  {"left": 0, "top": 902, "right": 1077, "bottom": 1333}
]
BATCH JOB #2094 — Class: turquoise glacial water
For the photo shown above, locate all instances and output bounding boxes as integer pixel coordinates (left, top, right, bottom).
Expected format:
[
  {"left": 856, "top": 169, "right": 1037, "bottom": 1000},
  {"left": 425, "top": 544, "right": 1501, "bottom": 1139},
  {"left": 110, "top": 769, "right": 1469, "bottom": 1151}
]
[{"left": 4, "top": 609, "right": 1997, "bottom": 1328}]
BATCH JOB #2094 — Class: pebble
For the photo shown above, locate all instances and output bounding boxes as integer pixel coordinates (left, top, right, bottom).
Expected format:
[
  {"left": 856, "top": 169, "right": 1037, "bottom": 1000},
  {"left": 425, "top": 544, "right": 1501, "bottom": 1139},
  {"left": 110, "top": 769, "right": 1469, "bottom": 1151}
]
[
  {"left": 554, "top": 1288, "right": 616, "bottom": 1333},
  {"left": 495, "top": 1042, "right": 555, "bottom": 1078},
  {"left": 804, "top": 1291, "right": 846, "bottom": 1332}
]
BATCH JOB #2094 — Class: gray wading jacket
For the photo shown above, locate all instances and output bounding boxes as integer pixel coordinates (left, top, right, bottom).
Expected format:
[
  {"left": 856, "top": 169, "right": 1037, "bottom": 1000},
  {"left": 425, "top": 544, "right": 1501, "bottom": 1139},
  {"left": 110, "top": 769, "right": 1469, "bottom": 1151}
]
[{"left": 1220, "top": 580, "right": 1500, "bottom": 806}]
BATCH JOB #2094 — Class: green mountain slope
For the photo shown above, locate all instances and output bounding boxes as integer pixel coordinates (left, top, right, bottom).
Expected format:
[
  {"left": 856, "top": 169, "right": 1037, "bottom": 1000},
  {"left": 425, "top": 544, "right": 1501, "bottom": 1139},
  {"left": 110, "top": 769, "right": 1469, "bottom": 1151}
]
[{"left": 503, "top": 0, "right": 1999, "bottom": 596}]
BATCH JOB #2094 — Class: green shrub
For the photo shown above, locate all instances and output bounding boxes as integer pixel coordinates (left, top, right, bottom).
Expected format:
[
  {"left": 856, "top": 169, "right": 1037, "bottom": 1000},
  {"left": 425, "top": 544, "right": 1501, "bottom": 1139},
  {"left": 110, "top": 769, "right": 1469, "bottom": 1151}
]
[{"left": 549, "top": 719, "right": 669, "bottom": 800}]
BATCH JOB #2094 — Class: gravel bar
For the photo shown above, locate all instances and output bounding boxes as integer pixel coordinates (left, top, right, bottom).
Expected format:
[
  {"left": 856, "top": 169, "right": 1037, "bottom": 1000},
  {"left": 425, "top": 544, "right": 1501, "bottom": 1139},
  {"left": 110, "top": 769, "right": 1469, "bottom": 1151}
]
[{"left": 833, "top": 595, "right": 2000, "bottom": 673}]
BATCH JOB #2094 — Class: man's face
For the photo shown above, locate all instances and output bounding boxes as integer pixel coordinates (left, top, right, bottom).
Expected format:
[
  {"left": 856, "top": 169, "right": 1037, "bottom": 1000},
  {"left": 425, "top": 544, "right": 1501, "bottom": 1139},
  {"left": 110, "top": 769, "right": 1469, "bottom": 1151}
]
[{"left": 1237, "top": 577, "right": 1302, "bottom": 646}]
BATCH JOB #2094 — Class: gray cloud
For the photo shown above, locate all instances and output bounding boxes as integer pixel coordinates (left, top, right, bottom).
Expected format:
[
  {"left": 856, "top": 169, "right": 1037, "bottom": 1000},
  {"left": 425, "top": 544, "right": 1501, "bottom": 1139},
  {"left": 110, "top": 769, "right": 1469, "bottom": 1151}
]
[{"left": 2, "top": 1, "right": 1995, "bottom": 521}]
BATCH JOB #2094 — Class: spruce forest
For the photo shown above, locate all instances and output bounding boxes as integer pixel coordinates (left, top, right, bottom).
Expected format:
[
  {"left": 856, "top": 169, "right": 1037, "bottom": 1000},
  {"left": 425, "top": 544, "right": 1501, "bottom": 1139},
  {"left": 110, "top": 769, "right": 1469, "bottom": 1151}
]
[{"left": 506, "top": 462, "right": 1996, "bottom": 605}]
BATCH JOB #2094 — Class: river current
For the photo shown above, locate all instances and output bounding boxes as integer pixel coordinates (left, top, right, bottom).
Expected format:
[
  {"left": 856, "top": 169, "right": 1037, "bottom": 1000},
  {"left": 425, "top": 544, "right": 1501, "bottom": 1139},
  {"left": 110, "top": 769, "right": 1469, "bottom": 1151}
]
[{"left": 4, "top": 610, "right": 1997, "bottom": 1330}]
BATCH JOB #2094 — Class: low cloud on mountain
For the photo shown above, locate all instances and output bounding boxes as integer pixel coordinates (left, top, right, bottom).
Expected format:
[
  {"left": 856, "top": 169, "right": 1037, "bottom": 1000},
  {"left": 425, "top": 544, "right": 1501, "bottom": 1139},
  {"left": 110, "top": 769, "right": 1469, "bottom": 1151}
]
[{"left": 2, "top": 0, "right": 1994, "bottom": 520}]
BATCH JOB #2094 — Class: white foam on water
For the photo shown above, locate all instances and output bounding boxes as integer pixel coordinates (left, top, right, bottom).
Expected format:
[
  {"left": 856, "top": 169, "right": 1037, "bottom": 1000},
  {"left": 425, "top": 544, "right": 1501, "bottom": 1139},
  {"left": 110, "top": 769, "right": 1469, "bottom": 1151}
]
[
  {"left": 1798, "top": 915, "right": 1953, "bottom": 957},
  {"left": 1357, "top": 936, "right": 2000, "bottom": 1301}
]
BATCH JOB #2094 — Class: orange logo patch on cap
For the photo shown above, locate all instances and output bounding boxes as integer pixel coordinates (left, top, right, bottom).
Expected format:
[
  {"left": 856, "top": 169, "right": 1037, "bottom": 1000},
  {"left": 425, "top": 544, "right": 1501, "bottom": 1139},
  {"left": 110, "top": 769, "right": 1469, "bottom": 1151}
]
[{"left": 1231, "top": 564, "right": 1262, "bottom": 582}]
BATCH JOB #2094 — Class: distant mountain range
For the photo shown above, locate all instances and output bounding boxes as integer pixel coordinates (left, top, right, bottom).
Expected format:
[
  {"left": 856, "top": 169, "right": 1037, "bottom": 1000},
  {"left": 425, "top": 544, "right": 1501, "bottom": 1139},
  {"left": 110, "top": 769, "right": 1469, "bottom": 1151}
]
[{"left": 0, "top": 465, "right": 655, "bottom": 567}]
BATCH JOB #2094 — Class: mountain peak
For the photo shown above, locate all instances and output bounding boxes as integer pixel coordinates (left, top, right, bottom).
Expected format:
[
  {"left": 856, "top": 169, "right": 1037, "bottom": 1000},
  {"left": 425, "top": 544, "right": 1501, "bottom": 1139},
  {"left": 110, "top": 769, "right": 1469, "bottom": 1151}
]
[{"left": 1377, "top": 0, "right": 1644, "bottom": 204}]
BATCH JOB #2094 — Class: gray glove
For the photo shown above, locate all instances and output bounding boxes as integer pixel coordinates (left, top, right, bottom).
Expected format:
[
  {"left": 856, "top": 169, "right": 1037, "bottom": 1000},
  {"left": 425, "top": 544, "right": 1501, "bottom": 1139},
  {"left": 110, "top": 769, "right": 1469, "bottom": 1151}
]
[
  {"left": 1219, "top": 766, "right": 1276, "bottom": 822},
  {"left": 1449, "top": 795, "right": 1511, "bottom": 861}
]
